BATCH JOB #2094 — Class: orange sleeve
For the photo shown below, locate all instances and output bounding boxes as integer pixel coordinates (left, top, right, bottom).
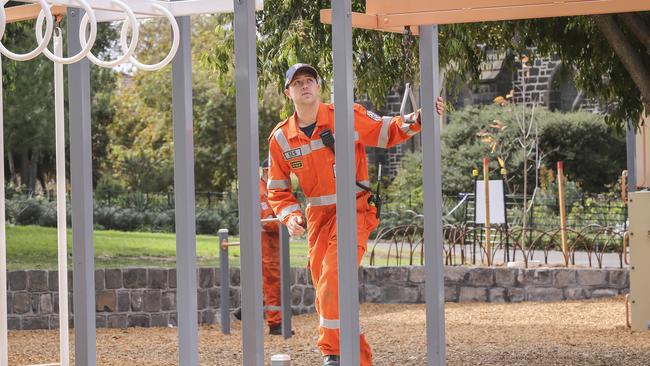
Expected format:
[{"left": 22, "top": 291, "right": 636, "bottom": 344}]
[
  {"left": 259, "top": 180, "right": 279, "bottom": 232},
  {"left": 266, "top": 132, "right": 303, "bottom": 225},
  {"left": 260, "top": 199, "right": 279, "bottom": 232},
  {"left": 352, "top": 103, "right": 421, "bottom": 148}
]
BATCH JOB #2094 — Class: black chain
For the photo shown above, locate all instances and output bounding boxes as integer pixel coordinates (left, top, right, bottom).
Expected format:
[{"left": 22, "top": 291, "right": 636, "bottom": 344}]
[{"left": 402, "top": 26, "right": 413, "bottom": 87}]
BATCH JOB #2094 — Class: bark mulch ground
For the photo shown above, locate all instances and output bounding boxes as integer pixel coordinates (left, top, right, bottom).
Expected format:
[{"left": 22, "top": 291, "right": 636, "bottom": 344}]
[{"left": 8, "top": 296, "right": 650, "bottom": 365}]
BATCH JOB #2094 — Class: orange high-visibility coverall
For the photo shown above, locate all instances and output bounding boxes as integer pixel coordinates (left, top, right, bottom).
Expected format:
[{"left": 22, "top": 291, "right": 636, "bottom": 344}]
[
  {"left": 266, "top": 102, "right": 420, "bottom": 365},
  {"left": 260, "top": 179, "right": 282, "bottom": 327}
]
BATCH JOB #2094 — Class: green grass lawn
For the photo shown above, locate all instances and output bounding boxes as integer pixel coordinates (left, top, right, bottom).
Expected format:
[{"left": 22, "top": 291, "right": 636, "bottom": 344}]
[
  {"left": 4, "top": 225, "right": 310, "bottom": 270},
  {"left": 4, "top": 226, "right": 399, "bottom": 270}
]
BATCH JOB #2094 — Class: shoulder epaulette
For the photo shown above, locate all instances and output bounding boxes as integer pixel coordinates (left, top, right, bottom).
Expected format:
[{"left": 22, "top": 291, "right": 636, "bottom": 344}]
[{"left": 268, "top": 118, "right": 289, "bottom": 142}]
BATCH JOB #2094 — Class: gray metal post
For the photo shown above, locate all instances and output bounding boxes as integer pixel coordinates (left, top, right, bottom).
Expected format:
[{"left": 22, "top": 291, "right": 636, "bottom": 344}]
[
  {"left": 218, "top": 229, "right": 230, "bottom": 334},
  {"left": 626, "top": 122, "right": 636, "bottom": 193},
  {"left": 67, "top": 8, "right": 96, "bottom": 366},
  {"left": 172, "top": 14, "right": 199, "bottom": 366},
  {"left": 419, "top": 25, "right": 446, "bottom": 365},
  {"left": 279, "top": 225, "right": 292, "bottom": 338},
  {"left": 234, "top": 0, "right": 265, "bottom": 364},
  {"left": 332, "top": 0, "right": 360, "bottom": 364}
]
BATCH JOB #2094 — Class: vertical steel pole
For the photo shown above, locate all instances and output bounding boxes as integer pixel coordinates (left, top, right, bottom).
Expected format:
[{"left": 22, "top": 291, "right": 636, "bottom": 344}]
[
  {"left": 0, "top": 54, "right": 7, "bottom": 366},
  {"left": 218, "top": 229, "right": 230, "bottom": 334},
  {"left": 67, "top": 7, "right": 96, "bottom": 366},
  {"left": 332, "top": 0, "right": 360, "bottom": 364},
  {"left": 234, "top": 0, "right": 264, "bottom": 364},
  {"left": 419, "top": 25, "right": 446, "bottom": 366},
  {"left": 626, "top": 122, "right": 636, "bottom": 193},
  {"left": 279, "top": 225, "right": 292, "bottom": 338},
  {"left": 172, "top": 13, "right": 199, "bottom": 366}
]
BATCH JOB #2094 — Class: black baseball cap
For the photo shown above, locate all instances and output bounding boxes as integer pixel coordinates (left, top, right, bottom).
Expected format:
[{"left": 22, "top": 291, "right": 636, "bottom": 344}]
[{"left": 284, "top": 63, "right": 319, "bottom": 89}]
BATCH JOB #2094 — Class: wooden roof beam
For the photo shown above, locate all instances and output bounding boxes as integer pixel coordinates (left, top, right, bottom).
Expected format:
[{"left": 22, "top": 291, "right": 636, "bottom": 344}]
[
  {"left": 6, "top": 4, "right": 67, "bottom": 24},
  {"left": 372, "top": 0, "right": 650, "bottom": 26},
  {"left": 322, "top": 0, "right": 650, "bottom": 32},
  {"left": 319, "top": 9, "right": 419, "bottom": 35}
]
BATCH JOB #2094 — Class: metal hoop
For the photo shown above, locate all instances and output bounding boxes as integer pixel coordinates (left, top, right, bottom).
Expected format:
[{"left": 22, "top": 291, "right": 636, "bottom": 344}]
[
  {"left": 120, "top": 3, "right": 179, "bottom": 71},
  {"left": 36, "top": 0, "right": 97, "bottom": 64},
  {"left": 80, "top": 0, "right": 139, "bottom": 68},
  {"left": 0, "top": 0, "right": 53, "bottom": 61}
]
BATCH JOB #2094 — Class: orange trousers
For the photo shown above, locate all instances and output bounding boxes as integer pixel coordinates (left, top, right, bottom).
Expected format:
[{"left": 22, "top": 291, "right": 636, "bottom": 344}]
[
  {"left": 262, "top": 231, "right": 282, "bottom": 327},
  {"left": 306, "top": 193, "right": 378, "bottom": 366}
]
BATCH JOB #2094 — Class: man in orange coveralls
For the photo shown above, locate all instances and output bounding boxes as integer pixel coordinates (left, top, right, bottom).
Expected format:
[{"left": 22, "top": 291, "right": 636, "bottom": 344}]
[
  {"left": 234, "top": 158, "right": 286, "bottom": 335},
  {"left": 266, "top": 63, "right": 444, "bottom": 366}
]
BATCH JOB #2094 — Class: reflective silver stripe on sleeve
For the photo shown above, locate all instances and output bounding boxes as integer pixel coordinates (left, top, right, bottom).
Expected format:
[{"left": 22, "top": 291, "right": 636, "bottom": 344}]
[
  {"left": 277, "top": 204, "right": 301, "bottom": 221},
  {"left": 263, "top": 214, "right": 275, "bottom": 219},
  {"left": 332, "top": 132, "right": 360, "bottom": 142},
  {"left": 377, "top": 116, "right": 392, "bottom": 148},
  {"left": 264, "top": 305, "right": 282, "bottom": 312},
  {"left": 319, "top": 316, "right": 340, "bottom": 330},
  {"left": 273, "top": 128, "right": 291, "bottom": 152},
  {"left": 306, "top": 194, "right": 337, "bottom": 207},
  {"left": 267, "top": 179, "right": 291, "bottom": 190}
]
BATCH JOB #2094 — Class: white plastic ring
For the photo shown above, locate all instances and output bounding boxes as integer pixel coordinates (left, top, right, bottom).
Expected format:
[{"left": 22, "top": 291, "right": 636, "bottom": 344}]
[
  {"left": 121, "top": 3, "right": 179, "bottom": 71},
  {"left": 36, "top": 0, "right": 97, "bottom": 64},
  {"left": 80, "top": 0, "right": 139, "bottom": 68},
  {"left": 0, "top": 0, "right": 53, "bottom": 61},
  {"left": 0, "top": 1, "right": 6, "bottom": 43}
]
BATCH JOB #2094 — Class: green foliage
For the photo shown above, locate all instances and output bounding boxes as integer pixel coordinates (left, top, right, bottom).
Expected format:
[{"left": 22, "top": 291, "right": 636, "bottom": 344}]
[
  {"left": 109, "top": 16, "right": 283, "bottom": 192},
  {"left": 385, "top": 106, "right": 626, "bottom": 207},
  {"left": 383, "top": 153, "right": 424, "bottom": 210},
  {"left": 3, "top": 192, "right": 240, "bottom": 235},
  {"left": 2, "top": 12, "right": 117, "bottom": 190},
  {"left": 204, "top": 1, "right": 510, "bottom": 114},
  {"left": 567, "top": 197, "right": 626, "bottom": 228},
  {"left": 538, "top": 113, "right": 626, "bottom": 193}
]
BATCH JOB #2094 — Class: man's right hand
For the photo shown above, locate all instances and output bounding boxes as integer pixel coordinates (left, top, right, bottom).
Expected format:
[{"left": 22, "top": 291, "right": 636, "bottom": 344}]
[{"left": 286, "top": 215, "right": 306, "bottom": 237}]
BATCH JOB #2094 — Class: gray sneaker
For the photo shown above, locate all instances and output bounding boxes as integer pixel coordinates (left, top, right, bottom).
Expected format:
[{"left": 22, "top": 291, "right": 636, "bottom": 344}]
[{"left": 323, "top": 355, "right": 340, "bottom": 366}]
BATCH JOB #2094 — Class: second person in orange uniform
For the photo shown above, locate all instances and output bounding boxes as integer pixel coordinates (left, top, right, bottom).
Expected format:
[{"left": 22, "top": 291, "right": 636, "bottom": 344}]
[
  {"left": 266, "top": 63, "right": 444, "bottom": 366},
  {"left": 259, "top": 158, "right": 283, "bottom": 334}
]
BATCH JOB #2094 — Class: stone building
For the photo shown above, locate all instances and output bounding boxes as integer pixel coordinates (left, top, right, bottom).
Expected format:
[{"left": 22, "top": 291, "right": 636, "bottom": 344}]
[{"left": 366, "top": 50, "right": 597, "bottom": 180}]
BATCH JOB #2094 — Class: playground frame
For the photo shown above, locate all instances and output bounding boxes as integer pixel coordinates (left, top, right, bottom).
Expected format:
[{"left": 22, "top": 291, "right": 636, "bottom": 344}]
[{"left": 321, "top": 1, "right": 650, "bottom": 365}]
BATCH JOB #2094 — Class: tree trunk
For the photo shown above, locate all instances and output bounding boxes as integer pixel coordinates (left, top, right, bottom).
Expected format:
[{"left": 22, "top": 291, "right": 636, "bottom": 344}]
[
  {"left": 593, "top": 15, "right": 650, "bottom": 111},
  {"left": 19, "top": 149, "right": 38, "bottom": 193},
  {"left": 617, "top": 13, "right": 650, "bottom": 54},
  {"left": 7, "top": 150, "right": 15, "bottom": 184}
]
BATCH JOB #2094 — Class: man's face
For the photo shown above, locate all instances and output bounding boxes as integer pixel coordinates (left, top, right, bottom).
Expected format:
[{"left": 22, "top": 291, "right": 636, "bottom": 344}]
[{"left": 284, "top": 72, "right": 320, "bottom": 107}]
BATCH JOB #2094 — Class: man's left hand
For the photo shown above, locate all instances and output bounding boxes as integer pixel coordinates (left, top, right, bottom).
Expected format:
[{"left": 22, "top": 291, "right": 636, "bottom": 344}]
[
  {"left": 435, "top": 97, "right": 445, "bottom": 116},
  {"left": 415, "top": 97, "right": 446, "bottom": 123}
]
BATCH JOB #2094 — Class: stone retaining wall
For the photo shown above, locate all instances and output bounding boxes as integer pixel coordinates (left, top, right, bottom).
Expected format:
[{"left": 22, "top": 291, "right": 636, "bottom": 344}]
[{"left": 5, "top": 266, "right": 628, "bottom": 330}]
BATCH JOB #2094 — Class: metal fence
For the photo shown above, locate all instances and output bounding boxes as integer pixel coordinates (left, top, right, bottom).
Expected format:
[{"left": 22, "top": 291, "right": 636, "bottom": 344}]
[{"left": 369, "top": 221, "right": 628, "bottom": 269}]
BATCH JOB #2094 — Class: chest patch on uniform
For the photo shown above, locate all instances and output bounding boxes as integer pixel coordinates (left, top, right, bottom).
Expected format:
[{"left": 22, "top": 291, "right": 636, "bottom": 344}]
[
  {"left": 366, "top": 110, "right": 382, "bottom": 122},
  {"left": 283, "top": 148, "right": 302, "bottom": 160},
  {"left": 290, "top": 160, "right": 304, "bottom": 169}
]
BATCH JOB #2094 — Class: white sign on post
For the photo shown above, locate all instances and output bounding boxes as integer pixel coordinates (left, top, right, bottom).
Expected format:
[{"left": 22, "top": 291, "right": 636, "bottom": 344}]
[{"left": 475, "top": 180, "right": 507, "bottom": 225}]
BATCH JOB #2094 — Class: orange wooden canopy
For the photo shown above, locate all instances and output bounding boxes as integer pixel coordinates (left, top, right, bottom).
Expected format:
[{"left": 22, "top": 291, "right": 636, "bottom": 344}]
[{"left": 321, "top": 0, "right": 650, "bottom": 32}]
